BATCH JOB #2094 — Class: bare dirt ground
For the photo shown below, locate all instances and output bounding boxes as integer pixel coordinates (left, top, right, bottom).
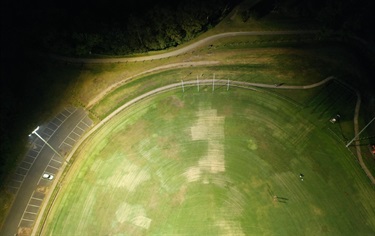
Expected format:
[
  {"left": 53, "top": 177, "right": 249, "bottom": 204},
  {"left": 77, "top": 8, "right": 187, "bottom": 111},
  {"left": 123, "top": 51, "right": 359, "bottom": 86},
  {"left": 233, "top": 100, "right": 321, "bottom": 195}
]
[{"left": 185, "top": 108, "right": 225, "bottom": 182}]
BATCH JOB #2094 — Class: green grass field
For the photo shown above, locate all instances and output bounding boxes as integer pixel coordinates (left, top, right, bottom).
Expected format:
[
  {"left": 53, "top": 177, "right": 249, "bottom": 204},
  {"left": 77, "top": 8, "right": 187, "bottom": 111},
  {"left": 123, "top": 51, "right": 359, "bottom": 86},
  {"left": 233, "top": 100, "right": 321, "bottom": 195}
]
[
  {"left": 43, "top": 86, "right": 375, "bottom": 235},
  {"left": 2, "top": 1, "right": 374, "bottom": 232}
]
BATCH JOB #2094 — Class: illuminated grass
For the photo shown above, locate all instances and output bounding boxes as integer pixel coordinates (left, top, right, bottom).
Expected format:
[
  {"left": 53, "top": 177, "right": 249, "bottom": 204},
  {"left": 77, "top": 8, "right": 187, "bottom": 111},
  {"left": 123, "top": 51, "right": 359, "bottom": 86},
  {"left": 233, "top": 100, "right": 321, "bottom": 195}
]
[
  {"left": 44, "top": 87, "right": 375, "bottom": 235},
  {"left": 90, "top": 54, "right": 330, "bottom": 120}
]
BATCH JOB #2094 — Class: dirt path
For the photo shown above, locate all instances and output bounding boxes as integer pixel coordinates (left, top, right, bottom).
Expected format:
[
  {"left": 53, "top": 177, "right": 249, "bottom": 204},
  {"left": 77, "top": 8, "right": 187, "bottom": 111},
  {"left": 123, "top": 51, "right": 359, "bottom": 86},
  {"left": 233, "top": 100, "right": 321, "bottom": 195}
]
[
  {"left": 82, "top": 30, "right": 318, "bottom": 108},
  {"left": 87, "top": 61, "right": 219, "bottom": 108},
  {"left": 86, "top": 61, "right": 331, "bottom": 109},
  {"left": 352, "top": 92, "right": 375, "bottom": 184},
  {"left": 48, "top": 30, "right": 318, "bottom": 64}
]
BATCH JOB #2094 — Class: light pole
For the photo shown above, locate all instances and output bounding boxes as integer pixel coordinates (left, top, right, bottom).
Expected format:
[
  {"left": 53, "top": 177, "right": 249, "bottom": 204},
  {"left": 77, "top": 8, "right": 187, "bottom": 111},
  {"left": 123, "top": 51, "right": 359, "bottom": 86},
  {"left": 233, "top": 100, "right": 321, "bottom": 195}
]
[
  {"left": 29, "top": 126, "right": 63, "bottom": 158},
  {"left": 346, "top": 117, "right": 375, "bottom": 147}
]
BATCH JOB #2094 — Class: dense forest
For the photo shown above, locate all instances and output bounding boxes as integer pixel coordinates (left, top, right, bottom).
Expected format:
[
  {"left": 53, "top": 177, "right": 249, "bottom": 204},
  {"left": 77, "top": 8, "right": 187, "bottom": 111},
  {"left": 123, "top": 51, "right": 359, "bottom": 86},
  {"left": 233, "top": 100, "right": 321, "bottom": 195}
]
[
  {"left": 1, "top": 0, "right": 374, "bottom": 186},
  {"left": 4, "top": 0, "right": 239, "bottom": 56},
  {"left": 2, "top": 0, "right": 375, "bottom": 57}
]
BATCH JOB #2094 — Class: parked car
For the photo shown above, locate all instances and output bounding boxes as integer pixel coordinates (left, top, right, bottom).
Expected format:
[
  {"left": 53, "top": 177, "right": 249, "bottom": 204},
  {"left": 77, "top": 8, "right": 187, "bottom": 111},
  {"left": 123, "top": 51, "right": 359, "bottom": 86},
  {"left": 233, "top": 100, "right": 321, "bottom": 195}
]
[{"left": 42, "top": 173, "right": 54, "bottom": 180}]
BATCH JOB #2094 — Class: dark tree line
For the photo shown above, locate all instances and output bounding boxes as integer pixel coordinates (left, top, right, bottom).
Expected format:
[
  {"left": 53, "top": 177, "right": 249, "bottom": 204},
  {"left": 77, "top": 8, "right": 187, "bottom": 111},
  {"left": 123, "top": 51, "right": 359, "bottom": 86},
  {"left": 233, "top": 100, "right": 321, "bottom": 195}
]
[
  {"left": 241, "top": 0, "right": 375, "bottom": 43},
  {"left": 22, "top": 0, "right": 239, "bottom": 56},
  {"left": 3, "top": 0, "right": 374, "bottom": 57}
]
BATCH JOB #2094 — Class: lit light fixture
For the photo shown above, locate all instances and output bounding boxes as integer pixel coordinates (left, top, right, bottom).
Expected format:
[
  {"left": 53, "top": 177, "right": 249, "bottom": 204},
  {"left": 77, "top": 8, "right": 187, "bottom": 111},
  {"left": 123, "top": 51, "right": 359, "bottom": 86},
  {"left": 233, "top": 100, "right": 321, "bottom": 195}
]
[
  {"left": 29, "top": 126, "right": 40, "bottom": 136},
  {"left": 28, "top": 125, "right": 63, "bottom": 159}
]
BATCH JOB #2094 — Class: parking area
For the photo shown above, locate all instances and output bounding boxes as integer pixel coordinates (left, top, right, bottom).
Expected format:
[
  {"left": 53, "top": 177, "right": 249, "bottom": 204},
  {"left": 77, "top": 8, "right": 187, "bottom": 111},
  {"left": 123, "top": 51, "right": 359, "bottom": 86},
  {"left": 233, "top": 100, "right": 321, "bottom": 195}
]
[
  {"left": 2, "top": 107, "right": 93, "bottom": 235},
  {"left": 6, "top": 107, "right": 77, "bottom": 195}
]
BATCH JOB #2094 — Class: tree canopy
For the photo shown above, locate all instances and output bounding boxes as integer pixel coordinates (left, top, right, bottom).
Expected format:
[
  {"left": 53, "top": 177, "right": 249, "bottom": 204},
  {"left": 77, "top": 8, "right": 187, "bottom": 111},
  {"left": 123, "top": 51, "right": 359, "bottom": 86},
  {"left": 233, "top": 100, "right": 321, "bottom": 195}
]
[{"left": 14, "top": 0, "right": 237, "bottom": 56}]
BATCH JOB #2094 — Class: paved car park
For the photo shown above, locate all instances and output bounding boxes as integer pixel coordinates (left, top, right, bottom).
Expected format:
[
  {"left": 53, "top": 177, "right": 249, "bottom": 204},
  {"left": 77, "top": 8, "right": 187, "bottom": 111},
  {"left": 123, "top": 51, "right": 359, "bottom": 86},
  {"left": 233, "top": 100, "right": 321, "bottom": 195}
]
[{"left": 1, "top": 107, "right": 92, "bottom": 236}]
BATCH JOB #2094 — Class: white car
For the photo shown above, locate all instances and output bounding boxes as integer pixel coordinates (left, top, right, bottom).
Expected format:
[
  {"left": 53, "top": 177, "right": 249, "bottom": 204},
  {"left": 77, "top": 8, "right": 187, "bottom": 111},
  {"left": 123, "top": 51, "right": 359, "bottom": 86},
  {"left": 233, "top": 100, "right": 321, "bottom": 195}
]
[{"left": 42, "top": 173, "right": 54, "bottom": 180}]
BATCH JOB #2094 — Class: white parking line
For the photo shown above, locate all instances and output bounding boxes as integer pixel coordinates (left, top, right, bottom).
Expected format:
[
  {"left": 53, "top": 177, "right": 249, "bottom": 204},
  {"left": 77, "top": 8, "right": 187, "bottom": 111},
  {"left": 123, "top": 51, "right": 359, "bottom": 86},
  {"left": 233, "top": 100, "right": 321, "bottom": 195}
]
[
  {"left": 44, "top": 108, "right": 78, "bottom": 142},
  {"left": 28, "top": 152, "right": 38, "bottom": 158},
  {"left": 37, "top": 172, "right": 54, "bottom": 185},
  {"left": 31, "top": 197, "right": 43, "bottom": 201},
  {"left": 18, "top": 166, "right": 29, "bottom": 171},
  {"left": 18, "top": 191, "right": 36, "bottom": 227},
  {"left": 47, "top": 165, "right": 59, "bottom": 171},
  {"left": 49, "top": 162, "right": 62, "bottom": 170},
  {"left": 75, "top": 126, "right": 85, "bottom": 132},
  {"left": 25, "top": 211, "right": 37, "bottom": 215},
  {"left": 27, "top": 156, "right": 37, "bottom": 161},
  {"left": 34, "top": 142, "right": 44, "bottom": 147},
  {"left": 21, "top": 219, "right": 34, "bottom": 222},
  {"left": 65, "top": 107, "right": 77, "bottom": 113},
  {"left": 14, "top": 173, "right": 25, "bottom": 177},
  {"left": 20, "top": 162, "right": 31, "bottom": 168},
  {"left": 37, "top": 178, "right": 43, "bottom": 185},
  {"left": 65, "top": 108, "right": 76, "bottom": 119},
  {"left": 55, "top": 116, "right": 64, "bottom": 122},
  {"left": 45, "top": 126, "right": 54, "bottom": 132},
  {"left": 72, "top": 131, "right": 81, "bottom": 136},
  {"left": 32, "top": 145, "right": 43, "bottom": 152},
  {"left": 8, "top": 183, "right": 21, "bottom": 190},
  {"left": 51, "top": 159, "right": 62, "bottom": 164},
  {"left": 60, "top": 142, "right": 72, "bottom": 148},
  {"left": 27, "top": 152, "right": 37, "bottom": 157},
  {"left": 41, "top": 133, "right": 51, "bottom": 139},
  {"left": 64, "top": 140, "right": 74, "bottom": 146},
  {"left": 68, "top": 136, "right": 77, "bottom": 142},
  {"left": 80, "top": 121, "right": 91, "bottom": 128},
  {"left": 61, "top": 115, "right": 89, "bottom": 148},
  {"left": 7, "top": 185, "right": 19, "bottom": 190},
  {"left": 49, "top": 121, "right": 60, "bottom": 128},
  {"left": 15, "top": 171, "right": 27, "bottom": 176},
  {"left": 10, "top": 180, "right": 23, "bottom": 186},
  {"left": 23, "top": 160, "right": 34, "bottom": 164},
  {"left": 60, "top": 113, "right": 68, "bottom": 118},
  {"left": 22, "top": 216, "right": 36, "bottom": 221}
]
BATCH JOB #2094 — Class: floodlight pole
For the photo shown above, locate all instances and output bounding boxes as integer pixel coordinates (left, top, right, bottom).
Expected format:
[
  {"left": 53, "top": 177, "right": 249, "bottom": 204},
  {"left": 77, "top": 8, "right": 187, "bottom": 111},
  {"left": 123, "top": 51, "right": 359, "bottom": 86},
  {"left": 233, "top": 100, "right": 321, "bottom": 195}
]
[
  {"left": 346, "top": 116, "right": 375, "bottom": 147},
  {"left": 227, "top": 79, "right": 230, "bottom": 91},
  {"left": 197, "top": 75, "right": 199, "bottom": 92},
  {"left": 212, "top": 73, "right": 215, "bottom": 92},
  {"left": 181, "top": 80, "right": 185, "bottom": 93},
  {"left": 30, "top": 126, "right": 63, "bottom": 158}
]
